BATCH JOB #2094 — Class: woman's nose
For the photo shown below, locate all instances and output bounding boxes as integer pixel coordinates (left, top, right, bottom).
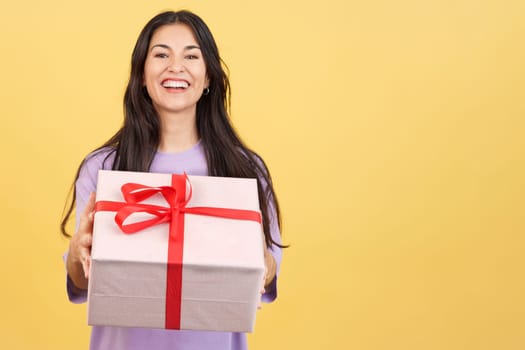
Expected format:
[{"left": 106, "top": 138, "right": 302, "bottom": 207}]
[{"left": 168, "top": 58, "right": 184, "bottom": 72}]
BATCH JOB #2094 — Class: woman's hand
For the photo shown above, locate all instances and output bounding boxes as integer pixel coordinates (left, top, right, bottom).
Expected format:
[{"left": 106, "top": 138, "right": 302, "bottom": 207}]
[
  {"left": 258, "top": 240, "right": 277, "bottom": 309},
  {"left": 66, "top": 192, "right": 96, "bottom": 290},
  {"left": 264, "top": 248, "right": 276, "bottom": 287}
]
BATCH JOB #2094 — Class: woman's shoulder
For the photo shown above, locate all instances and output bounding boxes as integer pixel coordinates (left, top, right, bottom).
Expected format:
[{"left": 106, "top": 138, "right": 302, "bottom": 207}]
[
  {"left": 80, "top": 147, "right": 116, "bottom": 177},
  {"left": 236, "top": 146, "right": 261, "bottom": 163},
  {"left": 75, "top": 147, "right": 116, "bottom": 201},
  {"left": 241, "top": 148, "right": 269, "bottom": 175}
]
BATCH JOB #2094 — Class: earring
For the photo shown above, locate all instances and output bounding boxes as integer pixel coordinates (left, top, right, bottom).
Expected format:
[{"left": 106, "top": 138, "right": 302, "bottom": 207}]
[{"left": 203, "top": 87, "right": 210, "bottom": 96}]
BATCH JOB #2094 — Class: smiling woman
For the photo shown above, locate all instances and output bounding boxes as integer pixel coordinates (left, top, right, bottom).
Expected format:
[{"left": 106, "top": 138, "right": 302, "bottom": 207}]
[
  {"left": 144, "top": 24, "right": 210, "bottom": 133},
  {"left": 60, "top": 10, "right": 285, "bottom": 350}
]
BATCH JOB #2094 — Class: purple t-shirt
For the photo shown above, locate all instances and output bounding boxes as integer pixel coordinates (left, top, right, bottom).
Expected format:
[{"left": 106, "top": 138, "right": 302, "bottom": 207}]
[{"left": 65, "top": 141, "right": 282, "bottom": 350}]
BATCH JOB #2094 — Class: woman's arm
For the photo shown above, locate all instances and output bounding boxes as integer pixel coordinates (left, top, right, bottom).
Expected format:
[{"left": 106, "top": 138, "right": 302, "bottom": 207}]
[
  {"left": 64, "top": 150, "right": 111, "bottom": 297},
  {"left": 66, "top": 192, "right": 96, "bottom": 290},
  {"left": 260, "top": 189, "right": 283, "bottom": 302}
]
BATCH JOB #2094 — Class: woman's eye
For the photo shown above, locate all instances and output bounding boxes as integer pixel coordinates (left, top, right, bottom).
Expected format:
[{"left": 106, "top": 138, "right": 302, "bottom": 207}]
[
  {"left": 185, "top": 55, "right": 199, "bottom": 60},
  {"left": 154, "top": 53, "right": 168, "bottom": 58}
]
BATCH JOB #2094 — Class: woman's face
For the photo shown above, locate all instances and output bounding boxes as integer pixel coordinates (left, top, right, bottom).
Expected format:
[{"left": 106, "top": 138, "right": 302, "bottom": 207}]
[{"left": 144, "top": 24, "right": 209, "bottom": 118}]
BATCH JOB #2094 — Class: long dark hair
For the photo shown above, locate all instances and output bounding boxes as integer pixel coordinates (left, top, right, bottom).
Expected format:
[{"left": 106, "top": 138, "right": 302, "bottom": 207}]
[{"left": 61, "top": 10, "right": 284, "bottom": 248}]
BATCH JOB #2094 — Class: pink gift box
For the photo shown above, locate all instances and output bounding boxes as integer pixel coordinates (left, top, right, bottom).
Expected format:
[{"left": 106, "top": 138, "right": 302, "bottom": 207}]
[{"left": 87, "top": 170, "right": 265, "bottom": 332}]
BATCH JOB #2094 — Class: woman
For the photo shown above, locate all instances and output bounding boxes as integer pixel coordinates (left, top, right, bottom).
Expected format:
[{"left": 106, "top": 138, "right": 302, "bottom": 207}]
[{"left": 61, "top": 10, "right": 283, "bottom": 350}]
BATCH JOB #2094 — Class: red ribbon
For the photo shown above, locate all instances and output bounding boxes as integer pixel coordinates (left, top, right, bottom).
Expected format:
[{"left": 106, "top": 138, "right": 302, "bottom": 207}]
[{"left": 94, "top": 174, "right": 262, "bottom": 329}]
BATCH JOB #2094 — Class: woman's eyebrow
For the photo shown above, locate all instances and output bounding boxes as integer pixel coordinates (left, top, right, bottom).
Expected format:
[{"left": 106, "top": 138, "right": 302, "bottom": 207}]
[
  {"left": 150, "top": 44, "right": 201, "bottom": 51},
  {"left": 150, "top": 44, "right": 171, "bottom": 51},
  {"left": 184, "top": 45, "right": 201, "bottom": 50}
]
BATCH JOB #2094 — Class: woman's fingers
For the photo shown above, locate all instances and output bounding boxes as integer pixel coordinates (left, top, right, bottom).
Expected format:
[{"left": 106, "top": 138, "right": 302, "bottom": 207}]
[
  {"left": 257, "top": 268, "right": 266, "bottom": 310},
  {"left": 79, "top": 192, "right": 96, "bottom": 234},
  {"left": 85, "top": 192, "right": 96, "bottom": 212},
  {"left": 75, "top": 192, "right": 96, "bottom": 279},
  {"left": 80, "top": 232, "right": 93, "bottom": 247},
  {"left": 80, "top": 232, "right": 93, "bottom": 278},
  {"left": 81, "top": 253, "right": 91, "bottom": 279}
]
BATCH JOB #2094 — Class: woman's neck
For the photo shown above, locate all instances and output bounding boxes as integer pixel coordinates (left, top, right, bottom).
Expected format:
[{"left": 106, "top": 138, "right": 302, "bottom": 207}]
[{"left": 157, "top": 110, "right": 199, "bottom": 153}]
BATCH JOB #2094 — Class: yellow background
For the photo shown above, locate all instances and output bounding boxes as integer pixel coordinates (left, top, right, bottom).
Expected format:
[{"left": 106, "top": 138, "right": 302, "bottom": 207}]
[{"left": 1, "top": 0, "right": 524, "bottom": 349}]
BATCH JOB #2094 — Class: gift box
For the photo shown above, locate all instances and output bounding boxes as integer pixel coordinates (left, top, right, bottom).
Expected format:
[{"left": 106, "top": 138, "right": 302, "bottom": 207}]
[{"left": 87, "top": 170, "right": 266, "bottom": 332}]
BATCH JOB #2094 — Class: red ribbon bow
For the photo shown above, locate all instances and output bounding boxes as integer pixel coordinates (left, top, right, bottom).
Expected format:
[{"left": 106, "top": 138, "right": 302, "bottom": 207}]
[{"left": 94, "top": 174, "right": 262, "bottom": 329}]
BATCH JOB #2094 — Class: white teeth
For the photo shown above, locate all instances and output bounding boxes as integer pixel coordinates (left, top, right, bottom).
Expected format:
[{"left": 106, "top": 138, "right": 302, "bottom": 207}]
[{"left": 163, "top": 80, "right": 189, "bottom": 88}]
